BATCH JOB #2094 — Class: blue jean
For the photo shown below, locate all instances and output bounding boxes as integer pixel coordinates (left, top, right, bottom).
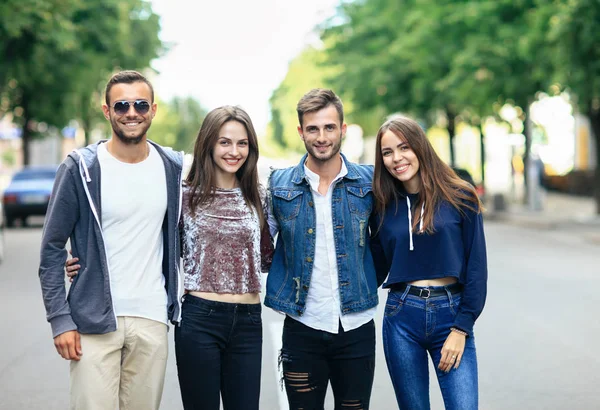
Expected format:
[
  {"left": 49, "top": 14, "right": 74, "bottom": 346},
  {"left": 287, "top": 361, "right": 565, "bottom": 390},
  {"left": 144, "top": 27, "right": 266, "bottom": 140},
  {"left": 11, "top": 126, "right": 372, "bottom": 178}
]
[
  {"left": 280, "top": 316, "right": 376, "bottom": 410},
  {"left": 174, "top": 295, "right": 262, "bottom": 410},
  {"left": 383, "top": 286, "right": 478, "bottom": 410}
]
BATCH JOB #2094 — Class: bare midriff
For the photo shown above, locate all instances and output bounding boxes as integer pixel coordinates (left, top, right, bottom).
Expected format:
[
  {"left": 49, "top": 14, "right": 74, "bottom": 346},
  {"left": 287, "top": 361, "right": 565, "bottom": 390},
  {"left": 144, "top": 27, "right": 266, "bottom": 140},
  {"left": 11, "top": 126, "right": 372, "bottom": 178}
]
[
  {"left": 187, "top": 291, "right": 260, "bottom": 304},
  {"left": 407, "top": 276, "right": 458, "bottom": 287}
]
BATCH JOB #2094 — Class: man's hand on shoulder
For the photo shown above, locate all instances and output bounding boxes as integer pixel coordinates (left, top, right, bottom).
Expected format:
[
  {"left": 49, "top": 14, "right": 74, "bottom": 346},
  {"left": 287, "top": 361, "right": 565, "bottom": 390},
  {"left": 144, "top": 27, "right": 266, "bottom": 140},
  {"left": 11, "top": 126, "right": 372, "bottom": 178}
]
[{"left": 54, "top": 330, "right": 82, "bottom": 361}]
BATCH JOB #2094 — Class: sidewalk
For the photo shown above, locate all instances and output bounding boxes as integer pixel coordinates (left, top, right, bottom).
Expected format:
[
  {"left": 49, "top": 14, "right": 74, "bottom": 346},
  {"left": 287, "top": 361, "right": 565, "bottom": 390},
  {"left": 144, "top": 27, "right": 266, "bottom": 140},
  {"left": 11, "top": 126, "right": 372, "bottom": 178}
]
[{"left": 485, "top": 192, "right": 600, "bottom": 245}]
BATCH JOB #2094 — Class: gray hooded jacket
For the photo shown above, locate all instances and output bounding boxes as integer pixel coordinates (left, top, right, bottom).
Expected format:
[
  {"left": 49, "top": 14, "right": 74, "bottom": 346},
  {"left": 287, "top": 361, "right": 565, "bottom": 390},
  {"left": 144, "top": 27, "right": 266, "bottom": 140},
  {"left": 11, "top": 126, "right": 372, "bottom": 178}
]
[{"left": 39, "top": 140, "right": 183, "bottom": 338}]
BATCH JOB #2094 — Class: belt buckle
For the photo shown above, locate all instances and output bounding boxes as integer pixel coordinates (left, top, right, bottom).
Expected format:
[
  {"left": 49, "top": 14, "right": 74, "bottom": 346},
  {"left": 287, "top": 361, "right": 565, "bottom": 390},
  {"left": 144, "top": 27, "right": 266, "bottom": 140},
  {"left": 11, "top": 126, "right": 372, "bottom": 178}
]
[{"left": 419, "top": 288, "right": 431, "bottom": 299}]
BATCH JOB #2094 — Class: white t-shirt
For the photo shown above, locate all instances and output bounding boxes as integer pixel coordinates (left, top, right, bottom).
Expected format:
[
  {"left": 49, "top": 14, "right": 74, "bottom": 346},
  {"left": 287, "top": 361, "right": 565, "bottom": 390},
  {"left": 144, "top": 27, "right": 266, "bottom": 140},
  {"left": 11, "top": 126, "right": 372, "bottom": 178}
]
[{"left": 97, "top": 142, "right": 168, "bottom": 324}]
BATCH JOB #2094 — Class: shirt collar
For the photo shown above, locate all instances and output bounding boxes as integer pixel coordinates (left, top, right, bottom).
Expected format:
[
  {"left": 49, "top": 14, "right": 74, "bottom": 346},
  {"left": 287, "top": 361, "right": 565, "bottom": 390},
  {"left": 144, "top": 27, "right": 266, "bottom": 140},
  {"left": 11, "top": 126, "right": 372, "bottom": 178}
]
[{"left": 303, "top": 156, "right": 348, "bottom": 188}]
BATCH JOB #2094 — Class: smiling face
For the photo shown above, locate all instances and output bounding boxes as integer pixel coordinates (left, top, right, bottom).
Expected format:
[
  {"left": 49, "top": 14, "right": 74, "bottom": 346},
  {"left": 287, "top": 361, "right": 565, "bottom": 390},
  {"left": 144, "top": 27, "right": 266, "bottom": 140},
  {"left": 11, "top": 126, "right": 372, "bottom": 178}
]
[
  {"left": 102, "top": 81, "right": 156, "bottom": 145},
  {"left": 380, "top": 129, "right": 421, "bottom": 193},
  {"left": 298, "top": 104, "right": 346, "bottom": 165},
  {"left": 211, "top": 120, "right": 249, "bottom": 187}
]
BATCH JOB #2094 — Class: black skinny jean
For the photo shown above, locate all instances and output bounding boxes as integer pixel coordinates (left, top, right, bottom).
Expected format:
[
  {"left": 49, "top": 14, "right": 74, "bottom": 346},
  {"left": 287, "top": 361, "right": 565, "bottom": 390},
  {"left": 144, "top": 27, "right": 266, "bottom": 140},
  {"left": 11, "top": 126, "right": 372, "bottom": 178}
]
[
  {"left": 175, "top": 294, "right": 262, "bottom": 410},
  {"left": 280, "top": 316, "right": 376, "bottom": 410}
]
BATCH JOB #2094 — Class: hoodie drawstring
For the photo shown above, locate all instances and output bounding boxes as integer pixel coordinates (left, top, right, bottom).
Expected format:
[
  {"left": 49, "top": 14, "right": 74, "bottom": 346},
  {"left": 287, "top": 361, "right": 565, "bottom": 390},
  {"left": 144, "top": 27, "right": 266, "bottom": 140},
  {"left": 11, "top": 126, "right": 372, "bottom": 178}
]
[
  {"left": 76, "top": 150, "right": 100, "bottom": 226},
  {"left": 406, "top": 196, "right": 424, "bottom": 251},
  {"left": 76, "top": 150, "right": 92, "bottom": 183}
]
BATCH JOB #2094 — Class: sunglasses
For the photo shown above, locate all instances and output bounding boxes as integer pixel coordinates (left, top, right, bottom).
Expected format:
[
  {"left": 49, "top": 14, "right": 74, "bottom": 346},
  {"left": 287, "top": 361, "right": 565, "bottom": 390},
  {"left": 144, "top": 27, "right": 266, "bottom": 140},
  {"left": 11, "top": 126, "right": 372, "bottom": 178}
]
[{"left": 111, "top": 100, "right": 151, "bottom": 116}]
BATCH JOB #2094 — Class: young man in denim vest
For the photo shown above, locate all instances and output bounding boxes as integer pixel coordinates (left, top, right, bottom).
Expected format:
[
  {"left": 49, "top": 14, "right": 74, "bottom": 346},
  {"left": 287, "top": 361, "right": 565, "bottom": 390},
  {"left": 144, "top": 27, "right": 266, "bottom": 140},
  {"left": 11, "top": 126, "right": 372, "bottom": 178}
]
[{"left": 266, "top": 89, "right": 384, "bottom": 409}]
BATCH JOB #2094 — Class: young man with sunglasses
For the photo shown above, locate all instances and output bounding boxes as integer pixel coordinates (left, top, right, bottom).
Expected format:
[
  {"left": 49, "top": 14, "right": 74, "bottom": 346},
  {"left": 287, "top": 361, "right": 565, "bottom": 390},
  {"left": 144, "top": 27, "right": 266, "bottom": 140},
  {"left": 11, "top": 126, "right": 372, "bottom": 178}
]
[{"left": 38, "top": 70, "right": 183, "bottom": 409}]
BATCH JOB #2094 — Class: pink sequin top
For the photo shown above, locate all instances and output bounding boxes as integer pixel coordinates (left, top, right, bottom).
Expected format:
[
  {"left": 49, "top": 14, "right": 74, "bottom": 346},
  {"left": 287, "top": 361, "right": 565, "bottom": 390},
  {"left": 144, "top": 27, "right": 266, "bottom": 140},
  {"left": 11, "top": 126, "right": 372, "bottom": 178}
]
[{"left": 181, "top": 185, "right": 273, "bottom": 294}]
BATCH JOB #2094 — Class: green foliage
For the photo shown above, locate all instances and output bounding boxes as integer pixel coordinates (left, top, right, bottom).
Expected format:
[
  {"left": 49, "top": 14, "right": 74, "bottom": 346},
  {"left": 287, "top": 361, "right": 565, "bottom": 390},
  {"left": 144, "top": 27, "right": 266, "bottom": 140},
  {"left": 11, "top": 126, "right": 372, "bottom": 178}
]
[
  {"left": 0, "top": 0, "right": 164, "bottom": 164},
  {"left": 150, "top": 96, "right": 207, "bottom": 152},
  {"left": 321, "top": 0, "right": 411, "bottom": 115},
  {"left": 1, "top": 148, "right": 16, "bottom": 167},
  {"left": 314, "top": 0, "right": 600, "bottom": 209},
  {"left": 543, "top": 0, "right": 600, "bottom": 111},
  {"left": 322, "top": 0, "right": 563, "bottom": 119},
  {"left": 0, "top": 0, "right": 79, "bottom": 126},
  {"left": 267, "top": 46, "right": 339, "bottom": 153},
  {"left": 542, "top": 0, "right": 600, "bottom": 211},
  {"left": 266, "top": 45, "right": 384, "bottom": 153},
  {"left": 444, "top": 1, "right": 552, "bottom": 116}
]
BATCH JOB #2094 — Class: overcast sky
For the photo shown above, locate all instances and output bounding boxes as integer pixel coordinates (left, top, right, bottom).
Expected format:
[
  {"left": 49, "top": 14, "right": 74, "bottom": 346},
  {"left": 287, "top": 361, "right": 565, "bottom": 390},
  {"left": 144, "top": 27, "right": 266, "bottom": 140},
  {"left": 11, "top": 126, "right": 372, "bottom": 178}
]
[{"left": 150, "top": 0, "right": 340, "bottom": 134}]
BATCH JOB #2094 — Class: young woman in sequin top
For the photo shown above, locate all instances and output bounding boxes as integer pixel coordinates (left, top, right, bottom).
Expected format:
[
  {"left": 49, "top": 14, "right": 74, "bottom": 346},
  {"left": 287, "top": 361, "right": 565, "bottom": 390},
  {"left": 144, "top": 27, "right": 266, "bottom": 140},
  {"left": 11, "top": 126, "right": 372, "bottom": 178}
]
[{"left": 175, "top": 105, "right": 273, "bottom": 410}]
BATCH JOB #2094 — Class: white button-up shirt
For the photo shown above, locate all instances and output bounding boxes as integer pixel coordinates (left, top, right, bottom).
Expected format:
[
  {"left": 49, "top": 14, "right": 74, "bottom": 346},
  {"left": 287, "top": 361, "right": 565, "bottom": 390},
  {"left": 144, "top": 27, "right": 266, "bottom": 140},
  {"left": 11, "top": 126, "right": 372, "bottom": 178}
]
[{"left": 279, "top": 158, "right": 377, "bottom": 334}]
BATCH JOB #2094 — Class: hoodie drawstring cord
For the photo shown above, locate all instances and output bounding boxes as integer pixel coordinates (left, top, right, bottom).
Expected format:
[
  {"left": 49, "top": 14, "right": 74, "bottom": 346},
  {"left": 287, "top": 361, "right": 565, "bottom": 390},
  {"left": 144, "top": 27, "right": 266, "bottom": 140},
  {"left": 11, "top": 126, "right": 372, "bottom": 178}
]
[
  {"left": 406, "top": 196, "right": 414, "bottom": 251},
  {"left": 406, "top": 196, "right": 425, "bottom": 251},
  {"left": 76, "top": 150, "right": 91, "bottom": 183}
]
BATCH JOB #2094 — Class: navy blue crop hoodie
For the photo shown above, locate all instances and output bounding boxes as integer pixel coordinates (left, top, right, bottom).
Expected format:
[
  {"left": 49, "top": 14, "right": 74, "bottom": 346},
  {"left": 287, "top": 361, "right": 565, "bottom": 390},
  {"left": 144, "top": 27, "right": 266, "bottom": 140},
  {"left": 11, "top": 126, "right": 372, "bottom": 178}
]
[{"left": 370, "top": 192, "right": 487, "bottom": 336}]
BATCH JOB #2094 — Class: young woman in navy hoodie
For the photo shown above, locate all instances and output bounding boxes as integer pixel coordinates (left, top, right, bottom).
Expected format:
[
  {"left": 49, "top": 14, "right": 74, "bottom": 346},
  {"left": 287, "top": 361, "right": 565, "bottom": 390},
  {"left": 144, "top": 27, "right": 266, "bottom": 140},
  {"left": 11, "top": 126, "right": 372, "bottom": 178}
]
[{"left": 370, "top": 116, "right": 487, "bottom": 410}]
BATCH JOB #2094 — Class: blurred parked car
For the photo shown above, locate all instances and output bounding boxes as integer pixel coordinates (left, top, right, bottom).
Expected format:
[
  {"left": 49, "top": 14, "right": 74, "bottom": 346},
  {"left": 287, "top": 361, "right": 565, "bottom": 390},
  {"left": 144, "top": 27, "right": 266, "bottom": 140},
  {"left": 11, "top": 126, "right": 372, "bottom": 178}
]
[
  {"left": 2, "top": 166, "right": 57, "bottom": 227},
  {"left": 0, "top": 201, "right": 4, "bottom": 263},
  {"left": 452, "top": 167, "right": 485, "bottom": 199}
]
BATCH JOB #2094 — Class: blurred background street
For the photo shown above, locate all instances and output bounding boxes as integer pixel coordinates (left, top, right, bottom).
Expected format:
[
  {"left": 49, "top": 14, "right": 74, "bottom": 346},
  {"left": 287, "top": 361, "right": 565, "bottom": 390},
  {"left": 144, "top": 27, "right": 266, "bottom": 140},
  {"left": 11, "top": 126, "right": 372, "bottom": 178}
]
[
  {"left": 1, "top": 206, "right": 599, "bottom": 409},
  {"left": 2, "top": 0, "right": 600, "bottom": 408}
]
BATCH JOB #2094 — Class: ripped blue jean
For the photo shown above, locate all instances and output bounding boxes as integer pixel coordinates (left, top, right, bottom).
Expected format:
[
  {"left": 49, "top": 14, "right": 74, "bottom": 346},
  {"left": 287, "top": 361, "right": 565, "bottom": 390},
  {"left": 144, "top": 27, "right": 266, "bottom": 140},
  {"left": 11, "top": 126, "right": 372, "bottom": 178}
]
[{"left": 383, "top": 286, "right": 478, "bottom": 410}]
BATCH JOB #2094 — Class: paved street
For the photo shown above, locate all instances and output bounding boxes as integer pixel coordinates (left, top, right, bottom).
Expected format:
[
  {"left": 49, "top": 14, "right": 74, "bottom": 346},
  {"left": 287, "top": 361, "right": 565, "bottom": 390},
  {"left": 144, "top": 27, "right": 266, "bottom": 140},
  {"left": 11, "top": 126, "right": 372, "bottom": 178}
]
[{"left": 0, "top": 218, "right": 599, "bottom": 409}]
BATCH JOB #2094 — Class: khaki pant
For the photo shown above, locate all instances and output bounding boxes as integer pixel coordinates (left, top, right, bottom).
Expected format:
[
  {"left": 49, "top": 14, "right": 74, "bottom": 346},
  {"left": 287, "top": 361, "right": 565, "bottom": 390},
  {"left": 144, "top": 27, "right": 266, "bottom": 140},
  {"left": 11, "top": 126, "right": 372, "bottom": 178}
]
[{"left": 70, "top": 316, "right": 168, "bottom": 410}]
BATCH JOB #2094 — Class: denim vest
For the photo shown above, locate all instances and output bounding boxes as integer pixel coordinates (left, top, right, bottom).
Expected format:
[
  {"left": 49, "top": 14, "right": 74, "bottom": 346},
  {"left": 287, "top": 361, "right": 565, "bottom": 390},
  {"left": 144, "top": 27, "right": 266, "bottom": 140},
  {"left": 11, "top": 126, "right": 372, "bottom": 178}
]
[{"left": 265, "top": 154, "right": 379, "bottom": 316}]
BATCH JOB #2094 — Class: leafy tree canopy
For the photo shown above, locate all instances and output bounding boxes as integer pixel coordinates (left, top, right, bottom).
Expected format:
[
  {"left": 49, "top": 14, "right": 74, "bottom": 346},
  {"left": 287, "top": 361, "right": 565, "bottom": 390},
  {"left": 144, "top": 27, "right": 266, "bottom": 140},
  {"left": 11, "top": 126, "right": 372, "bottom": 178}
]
[{"left": 0, "top": 0, "right": 164, "bottom": 164}]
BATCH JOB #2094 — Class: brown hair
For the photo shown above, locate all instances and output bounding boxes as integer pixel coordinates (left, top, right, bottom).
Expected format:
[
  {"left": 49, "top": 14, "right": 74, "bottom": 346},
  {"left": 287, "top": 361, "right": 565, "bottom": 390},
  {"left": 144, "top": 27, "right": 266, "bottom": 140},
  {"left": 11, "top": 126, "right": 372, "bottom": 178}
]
[
  {"left": 296, "top": 88, "right": 344, "bottom": 128},
  {"left": 186, "top": 105, "right": 264, "bottom": 225},
  {"left": 105, "top": 70, "right": 154, "bottom": 105},
  {"left": 372, "top": 115, "right": 482, "bottom": 234}
]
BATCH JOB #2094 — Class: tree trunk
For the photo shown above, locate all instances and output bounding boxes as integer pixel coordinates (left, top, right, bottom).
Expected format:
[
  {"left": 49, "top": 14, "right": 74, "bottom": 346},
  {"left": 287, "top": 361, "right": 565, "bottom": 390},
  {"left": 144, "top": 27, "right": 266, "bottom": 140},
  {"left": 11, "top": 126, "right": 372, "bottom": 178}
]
[
  {"left": 83, "top": 117, "right": 91, "bottom": 146},
  {"left": 82, "top": 93, "right": 92, "bottom": 146},
  {"left": 20, "top": 93, "right": 32, "bottom": 166},
  {"left": 588, "top": 108, "right": 600, "bottom": 215},
  {"left": 270, "top": 109, "right": 285, "bottom": 148},
  {"left": 21, "top": 119, "right": 31, "bottom": 166},
  {"left": 446, "top": 108, "right": 456, "bottom": 167},
  {"left": 478, "top": 124, "right": 486, "bottom": 185},
  {"left": 522, "top": 101, "right": 533, "bottom": 205}
]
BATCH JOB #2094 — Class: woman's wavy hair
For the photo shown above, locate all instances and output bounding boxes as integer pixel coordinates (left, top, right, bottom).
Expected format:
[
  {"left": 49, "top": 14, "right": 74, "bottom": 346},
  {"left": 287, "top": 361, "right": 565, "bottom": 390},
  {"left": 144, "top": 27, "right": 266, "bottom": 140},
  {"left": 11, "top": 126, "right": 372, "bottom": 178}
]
[
  {"left": 186, "top": 105, "right": 263, "bottom": 224},
  {"left": 372, "top": 115, "right": 482, "bottom": 234}
]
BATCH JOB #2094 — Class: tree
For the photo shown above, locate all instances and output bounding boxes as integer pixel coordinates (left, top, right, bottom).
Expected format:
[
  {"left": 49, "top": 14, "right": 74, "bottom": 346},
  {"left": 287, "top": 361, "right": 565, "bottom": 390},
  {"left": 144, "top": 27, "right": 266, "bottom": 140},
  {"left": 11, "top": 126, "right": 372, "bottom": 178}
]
[
  {"left": 267, "top": 44, "right": 385, "bottom": 157},
  {"left": 322, "top": 0, "right": 559, "bottom": 202},
  {"left": 150, "top": 96, "right": 207, "bottom": 152},
  {"left": 545, "top": 0, "right": 600, "bottom": 213},
  {"left": 0, "top": 0, "right": 164, "bottom": 164},
  {"left": 322, "top": 0, "right": 479, "bottom": 166},
  {"left": 69, "top": 0, "right": 164, "bottom": 145},
  {"left": 267, "top": 46, "right": 339, "bottom": 153},
  {"left": 443, "top": 0, "right": 553, "bottom": 186},
  {"left": 0, "top": 0, "right": 79, "bottom": 164}
]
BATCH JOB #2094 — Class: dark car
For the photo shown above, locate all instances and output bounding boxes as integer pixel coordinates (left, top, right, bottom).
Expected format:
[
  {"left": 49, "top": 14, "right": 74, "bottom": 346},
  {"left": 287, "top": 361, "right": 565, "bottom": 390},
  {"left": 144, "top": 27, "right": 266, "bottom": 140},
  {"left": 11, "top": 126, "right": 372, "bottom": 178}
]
[
  {"left": 3, "top": 166, "right": 57, "bottom": 227},
  {"left": 0, "top": 201, "right": 4, "bottom": 262},
  {"left": 452, "top": 167, "right": 485, "bottom": 198}
]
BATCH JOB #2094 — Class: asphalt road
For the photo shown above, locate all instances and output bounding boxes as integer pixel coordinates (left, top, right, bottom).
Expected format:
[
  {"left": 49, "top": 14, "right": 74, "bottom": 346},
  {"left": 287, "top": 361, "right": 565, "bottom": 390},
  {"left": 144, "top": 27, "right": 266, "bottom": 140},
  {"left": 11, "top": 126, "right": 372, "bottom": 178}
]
[{"left": 0, "top": 218, "right": 598, "bottom": 409}]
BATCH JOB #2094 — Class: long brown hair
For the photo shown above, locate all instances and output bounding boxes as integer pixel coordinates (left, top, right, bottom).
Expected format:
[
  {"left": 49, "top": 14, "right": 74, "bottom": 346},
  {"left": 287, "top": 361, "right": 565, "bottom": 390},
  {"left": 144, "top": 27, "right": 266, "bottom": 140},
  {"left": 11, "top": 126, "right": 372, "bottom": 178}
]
[
  {"left": 186, "top": 105, "right": 264, "bottom": 224},
  {"left": 373, "top": 115, "right": 482, "bottom": 234}
]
